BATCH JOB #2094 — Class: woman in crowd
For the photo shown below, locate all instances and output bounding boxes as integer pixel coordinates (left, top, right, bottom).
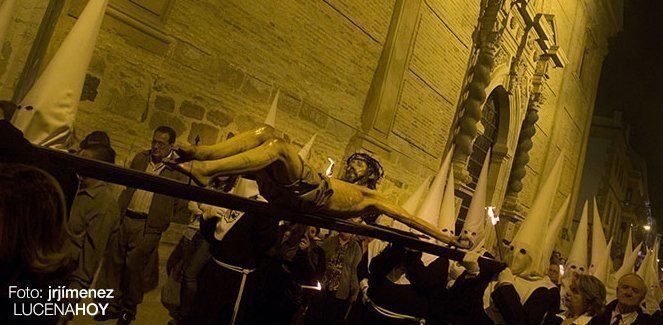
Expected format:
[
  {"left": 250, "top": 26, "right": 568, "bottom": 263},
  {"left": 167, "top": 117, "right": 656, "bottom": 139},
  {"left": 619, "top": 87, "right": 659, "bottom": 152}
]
[
  {"left": 1, "top": 164, "right": 75, "bottom": 324},
  {"left": 546, "top": 273, "right": 606, "bottom": 325}
]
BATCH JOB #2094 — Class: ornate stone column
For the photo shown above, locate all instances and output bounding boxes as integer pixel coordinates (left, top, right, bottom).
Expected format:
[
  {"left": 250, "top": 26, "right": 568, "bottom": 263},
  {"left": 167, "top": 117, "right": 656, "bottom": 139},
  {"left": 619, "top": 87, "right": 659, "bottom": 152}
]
[
  {"left": 502, "top": 92, "right": 545, "bottom": 213},
  {"left": 452, "top": 0, "right": 506, "bottom": 184},
  {"left": 502, "top": 13, "right": 566, "bottom": 215}
]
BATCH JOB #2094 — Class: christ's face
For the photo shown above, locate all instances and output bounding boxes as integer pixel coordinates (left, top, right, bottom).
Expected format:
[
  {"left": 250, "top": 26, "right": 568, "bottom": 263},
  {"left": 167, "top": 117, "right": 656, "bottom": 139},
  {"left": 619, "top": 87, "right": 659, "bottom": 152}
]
[{"left": 342, "top": 159, "right": 369, "bottom": 184}]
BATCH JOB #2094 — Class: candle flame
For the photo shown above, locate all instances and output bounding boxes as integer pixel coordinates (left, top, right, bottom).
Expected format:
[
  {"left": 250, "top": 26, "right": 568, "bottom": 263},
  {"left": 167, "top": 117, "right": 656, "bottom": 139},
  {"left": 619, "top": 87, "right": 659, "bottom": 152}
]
[
  {"left": 301, "top": 281, "right": 322, "bottom": 291},
  {"left": 325, "top": 157, "right": 335, "bottom": 177},
  {"left": 487, "top": 206, "right": 499, "bottom": 225}
]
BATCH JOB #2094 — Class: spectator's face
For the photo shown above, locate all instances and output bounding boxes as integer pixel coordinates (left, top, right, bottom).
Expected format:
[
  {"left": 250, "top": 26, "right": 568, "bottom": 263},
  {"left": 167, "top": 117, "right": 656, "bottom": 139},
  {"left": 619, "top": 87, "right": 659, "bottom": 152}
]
[
  {"left": 151, "top": 131, "right": 173, "bottom": 161},
  {"left": 563, "top": 277, "right": 585, "bottom": 313},
  {"left": 548, "top": 264, "right": 561, "bottom": 284},
  {"left": 342, "top": 159, "right": 369, "bottom": 184},
  {"left": 616, "top": 274, "right": 646, "bottom": 307}
]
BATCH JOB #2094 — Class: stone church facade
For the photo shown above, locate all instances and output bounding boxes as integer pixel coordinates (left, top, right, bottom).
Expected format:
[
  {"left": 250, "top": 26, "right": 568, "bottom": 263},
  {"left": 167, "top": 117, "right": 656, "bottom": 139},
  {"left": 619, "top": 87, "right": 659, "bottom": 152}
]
[{"left": 0, "top": 0, "right": 623, "bottom": 254}]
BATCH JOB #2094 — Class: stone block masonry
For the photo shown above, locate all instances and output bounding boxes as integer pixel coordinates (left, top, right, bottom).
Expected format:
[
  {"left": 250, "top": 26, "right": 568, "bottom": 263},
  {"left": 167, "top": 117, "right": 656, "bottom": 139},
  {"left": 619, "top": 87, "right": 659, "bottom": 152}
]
[{"left": 0, "top": 0, "right": 621, "bottom": 225}]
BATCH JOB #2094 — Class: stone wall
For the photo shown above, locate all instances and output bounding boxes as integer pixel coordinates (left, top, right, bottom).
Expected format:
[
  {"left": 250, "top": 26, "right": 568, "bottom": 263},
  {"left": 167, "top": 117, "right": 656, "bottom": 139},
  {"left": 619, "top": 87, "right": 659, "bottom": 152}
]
[{"left": 0, "top": 0, "right": 622, "bottom": 239}]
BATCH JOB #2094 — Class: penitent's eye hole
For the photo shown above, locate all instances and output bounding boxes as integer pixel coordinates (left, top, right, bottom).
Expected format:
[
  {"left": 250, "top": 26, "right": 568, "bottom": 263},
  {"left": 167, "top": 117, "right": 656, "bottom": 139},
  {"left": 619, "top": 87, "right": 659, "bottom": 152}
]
[
  {"left": 471, "top": 232, "right": 476, "bottom": 236},
  {"left": 510, "top": 245, "right": 515, "bottom": 251},
  {"left": 519, "top": 248, "right": 527, "bottom": 255}
]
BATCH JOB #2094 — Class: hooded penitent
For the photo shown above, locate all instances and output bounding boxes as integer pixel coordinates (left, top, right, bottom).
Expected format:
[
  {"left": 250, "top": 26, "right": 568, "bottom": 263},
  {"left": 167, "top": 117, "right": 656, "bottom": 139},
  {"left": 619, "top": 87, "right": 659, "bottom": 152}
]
[
  {"left": 592, "top": 238, "right": 613, "bottom": 285},
  {"left": 625, "top": 228, "right": 633, "bottom": 259},
  {"left": 483, "top": 211, "right": 499, "bottom": 258},
  {"left": 508, "top": 152, "right": 563, "bottom": 278},
  {"left": 416, "top": 147, "right": 454, "bottom": 227},
  {"left": 539, "top": 196, "right": 570, "bottom": 274},
  {"left": 590, "top": 198, "right": 608, "bottom": 273},
  {"left": 368, "top": 177, "right": 431, "bottom": 271},
  {"left": 606, "top": 242, "right": 643, "bottom": 302},
  {"left": 639, "top": 237, "right": 663, "bottom": 314},
  {"left": 11, "top": 0, "right": 108, "bottom": 148},
  {"left": 298, "top": 133, "right": 317, "bottom": 160},
  {"left": 460, "top": 150, "right": 491, "bottom": 249},
  {"left": 437, "top": 163, "right": 457, "bottom": 236},
  {"left": 390, "top": 176, "right": 431, "bottom": 232},
  {"left": 566, "top": 201, "right": 589, "bottom": 274},
  {"left": 417, "top": 148, "right": 454, "bottom": 266}
]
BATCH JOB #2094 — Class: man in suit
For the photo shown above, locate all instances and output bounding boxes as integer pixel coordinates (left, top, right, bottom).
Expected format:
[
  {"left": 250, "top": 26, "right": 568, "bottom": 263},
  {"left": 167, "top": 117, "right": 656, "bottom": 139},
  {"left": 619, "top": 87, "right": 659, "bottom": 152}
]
[
  {"left": 98, "top": 126, "right": 189, "bottom": 324},
  {"left": 590, "top": 273, "right": 651, "bottom": 325}
]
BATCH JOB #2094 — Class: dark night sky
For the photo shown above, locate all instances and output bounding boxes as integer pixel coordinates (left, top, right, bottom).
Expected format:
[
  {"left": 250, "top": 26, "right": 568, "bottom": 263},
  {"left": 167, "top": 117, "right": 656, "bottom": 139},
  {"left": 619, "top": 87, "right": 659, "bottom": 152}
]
[{"left": 594, "top": 0, "right": 663, "bottom": 225}]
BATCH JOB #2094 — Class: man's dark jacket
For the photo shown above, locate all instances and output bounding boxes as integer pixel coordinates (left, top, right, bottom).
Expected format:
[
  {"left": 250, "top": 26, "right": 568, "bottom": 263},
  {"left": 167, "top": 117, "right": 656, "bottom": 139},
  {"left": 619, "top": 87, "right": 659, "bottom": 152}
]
[{"left": 118, "top": 150, "right": 189, "bottom": 233}]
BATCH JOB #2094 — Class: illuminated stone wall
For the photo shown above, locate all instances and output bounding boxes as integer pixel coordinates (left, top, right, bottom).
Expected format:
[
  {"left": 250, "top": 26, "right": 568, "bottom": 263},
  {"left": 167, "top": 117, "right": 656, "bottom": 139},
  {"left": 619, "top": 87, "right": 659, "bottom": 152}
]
[{"left": 0, "top": 0, "right": 623, "bottom": 243}]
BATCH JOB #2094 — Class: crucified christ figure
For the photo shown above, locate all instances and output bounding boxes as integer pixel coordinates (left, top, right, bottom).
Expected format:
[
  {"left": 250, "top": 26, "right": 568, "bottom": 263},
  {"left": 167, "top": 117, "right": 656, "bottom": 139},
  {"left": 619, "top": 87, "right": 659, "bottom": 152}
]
[{"left": 167, "top": 125, "right": 451, "bottom": 243}]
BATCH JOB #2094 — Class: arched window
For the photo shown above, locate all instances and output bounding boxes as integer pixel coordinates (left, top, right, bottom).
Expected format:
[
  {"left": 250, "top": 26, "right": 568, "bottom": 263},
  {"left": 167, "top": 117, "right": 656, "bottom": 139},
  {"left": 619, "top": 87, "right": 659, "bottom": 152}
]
[{"left": 456, "top": 91, "right": 501, "bottom": 227}]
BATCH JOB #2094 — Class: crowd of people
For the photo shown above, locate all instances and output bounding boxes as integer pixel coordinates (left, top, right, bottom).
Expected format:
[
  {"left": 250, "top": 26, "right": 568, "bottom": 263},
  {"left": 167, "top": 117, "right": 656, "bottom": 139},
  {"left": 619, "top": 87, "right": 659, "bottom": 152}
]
[{"left": 2, "top": 117, "right": 663, "bottom": 325}]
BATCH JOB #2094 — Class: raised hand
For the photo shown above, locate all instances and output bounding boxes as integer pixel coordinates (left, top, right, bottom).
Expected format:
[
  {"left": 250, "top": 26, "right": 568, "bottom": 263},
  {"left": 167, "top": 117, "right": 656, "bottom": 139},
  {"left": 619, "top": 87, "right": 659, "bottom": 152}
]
[{"left": 166, "top": 144, "right": 197, "bottom": 164}]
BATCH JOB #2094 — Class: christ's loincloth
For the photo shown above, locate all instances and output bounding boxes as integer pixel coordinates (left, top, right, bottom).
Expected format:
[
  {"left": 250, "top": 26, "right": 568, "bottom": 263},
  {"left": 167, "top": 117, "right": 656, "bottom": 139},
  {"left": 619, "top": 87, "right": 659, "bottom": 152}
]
[{"left": 256, "top": 157, "right": 334, "bottom": 213}]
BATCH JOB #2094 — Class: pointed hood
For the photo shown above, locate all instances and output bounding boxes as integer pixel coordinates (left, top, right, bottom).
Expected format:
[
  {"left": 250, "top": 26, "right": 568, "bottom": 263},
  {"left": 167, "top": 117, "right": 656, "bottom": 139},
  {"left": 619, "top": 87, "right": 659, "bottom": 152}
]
[
  {"left": 264, "top": 90, "right": 279, "bottom": 127},
  {"left": 625, "top": 228, "right": 633, "bottom": 258},
  {"left": 638, "top": 237, "right": 662, "bottom": 314},
  {"left": 11, "top": 0, "right": 108, "bottom": 148},
  {"left": 437, "top": 163, "right": 457, "bottom": 235},
  {"left": 416, "top": 147, "right": 453, "bottom": 226},
  {"left": 0, "top": 0, "right": 16, "bottom": 49},
  {"left": 607, "top": 242, "right": 644, "bottom": 302},
  {"left": 390, "top": 177, "right": 431, "bottom": 232},
  {"left": 593, "top": 238, "right": 613, "bottom": 285},
  {"left": 483, "top": 211, "right": 499, "bottom": 258},
  {"left": 539, "top": 196, "right": 571, "bottom": 273},
  {"left": 616, "top": 242, "right": 643, "bottom": 279},
  {"left": 566, "top": 201, "right": 589, "bottom": 274},
  {"left": 298, "top": 133, "right": 317, "bottom": 160},
  {"left": 460, "top": 150, "right": 491, "bottom": 247},
  {"left": 590, "top": 198, "right": 608, "bottom": 272},
  {"left": 403, "top": 177, "right": 431, "bottom": 215},
  {"left": 636, "top": 247, "right": 651, "bottom": 279},
  {"left": 508, "top": 152, "right": 563, "bottom": 277}
]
